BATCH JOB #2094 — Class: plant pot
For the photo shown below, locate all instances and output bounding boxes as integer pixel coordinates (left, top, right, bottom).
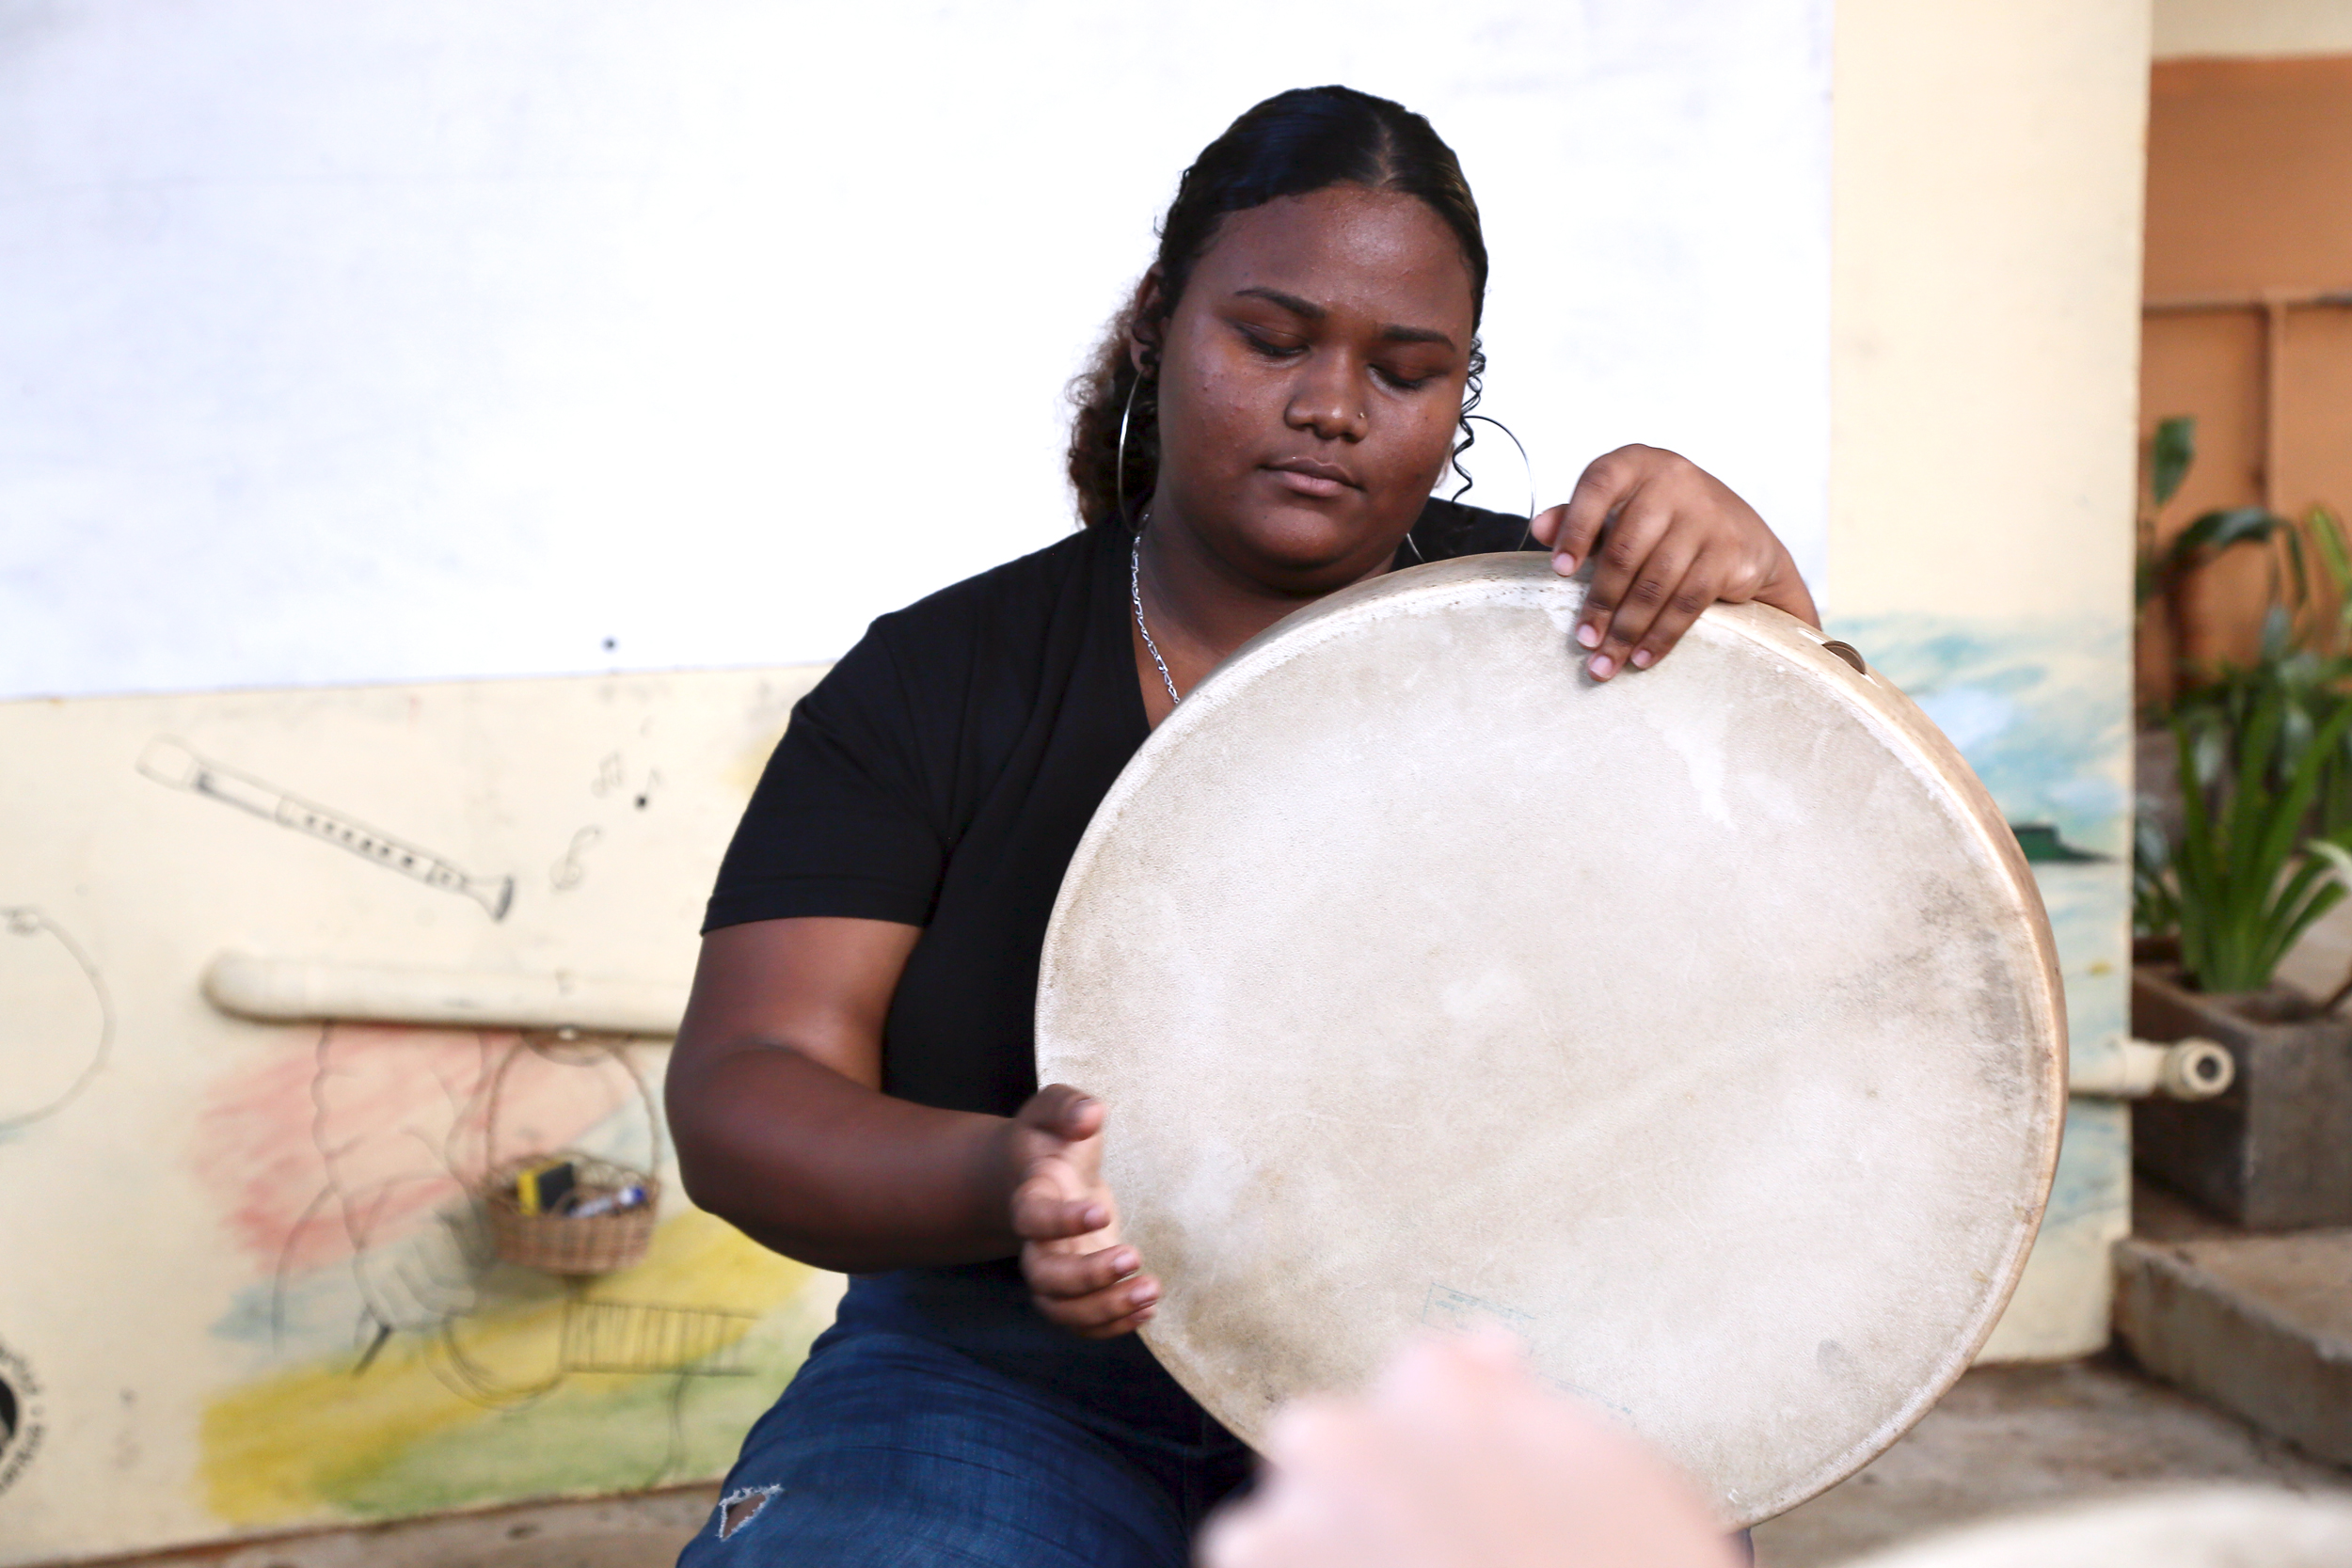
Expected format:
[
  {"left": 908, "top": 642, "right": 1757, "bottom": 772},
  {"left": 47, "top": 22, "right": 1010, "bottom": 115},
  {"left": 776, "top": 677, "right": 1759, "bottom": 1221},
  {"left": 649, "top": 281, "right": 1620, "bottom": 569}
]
[{"left": 2132, "top": 965, "right": 2352, "bottom": 1229}]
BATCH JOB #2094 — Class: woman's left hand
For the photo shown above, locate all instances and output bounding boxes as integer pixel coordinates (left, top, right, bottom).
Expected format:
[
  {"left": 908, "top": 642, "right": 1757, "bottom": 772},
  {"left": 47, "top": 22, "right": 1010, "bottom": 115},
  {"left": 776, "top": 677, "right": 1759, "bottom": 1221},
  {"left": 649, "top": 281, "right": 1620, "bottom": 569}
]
[{"left": 1528, "top": 444, "right": 1819, "bottom": 682}]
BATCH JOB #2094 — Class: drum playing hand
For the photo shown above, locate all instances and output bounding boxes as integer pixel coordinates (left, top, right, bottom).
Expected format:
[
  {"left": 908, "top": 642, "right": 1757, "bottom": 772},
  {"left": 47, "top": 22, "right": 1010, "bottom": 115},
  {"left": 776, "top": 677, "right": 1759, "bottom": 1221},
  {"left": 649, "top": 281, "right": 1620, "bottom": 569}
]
[
  {"left": 1529, "top": 443, "right": 1820, "bottom": 681},
  {"left": 1008, "top": 1085, "right": 1158, "bottom": 1338}
]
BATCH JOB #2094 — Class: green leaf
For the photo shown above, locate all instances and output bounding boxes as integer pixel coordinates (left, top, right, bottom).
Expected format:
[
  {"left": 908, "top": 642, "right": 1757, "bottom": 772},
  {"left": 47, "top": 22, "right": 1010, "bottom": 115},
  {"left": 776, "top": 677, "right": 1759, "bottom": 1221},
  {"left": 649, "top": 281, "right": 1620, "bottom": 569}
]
[
  {"left": 2283, "top": 701, "right": 2317, "bottom": 781},
  {"left": 2233, "top": 685, "right": 2284, "bottom": 821},
  {"left": 2272, "top": 852, "right": 2334, "bottom": 927},
  {"left": 2260, "top": 877, "right": 2344, "bottom": 982},
  {"left": 2284, "top": 527, "right": 2312, "bottom": 619},
  {"left": 2133, "top": 806, "right": 2181, "bottom": 941},
  {"left": 2312, "top": 505, "right": 2352, "bottom": 599},
  {"left": 2169, "top": 686, "right": 2352, "bottom": 990},
  {"left": 2152, "top": 416, "right": 2195, "bottom": 508},
  {"left": 2267, "top": 840, "right": 2352, "bottom": 974},
  {"left": 2173, "top": 717, "right": 2219, "bottom": 981},
  {"left": 2247, "top": 702, "right": 2352, "bottom": 916},
  {"left": 2302, "top": 836, "right": 2352, "bottom": 891},
  {"left": 2262, "top": 603, "right": 2295, "bottom": 661},
  {"left": 2165, "top": 507, "right": 2285, "bottom": 578},
  {"left": 2190, "top": 720, "right": 2228, "bottom": 792}
]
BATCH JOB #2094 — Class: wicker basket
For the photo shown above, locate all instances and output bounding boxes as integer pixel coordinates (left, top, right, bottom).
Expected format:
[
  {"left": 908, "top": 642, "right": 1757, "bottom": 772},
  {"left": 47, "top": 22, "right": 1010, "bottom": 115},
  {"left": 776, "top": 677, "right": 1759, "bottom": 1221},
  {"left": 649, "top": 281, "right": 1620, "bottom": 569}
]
[{"left": 483, "top": 1151, "right": 660, "bottom": 1275}]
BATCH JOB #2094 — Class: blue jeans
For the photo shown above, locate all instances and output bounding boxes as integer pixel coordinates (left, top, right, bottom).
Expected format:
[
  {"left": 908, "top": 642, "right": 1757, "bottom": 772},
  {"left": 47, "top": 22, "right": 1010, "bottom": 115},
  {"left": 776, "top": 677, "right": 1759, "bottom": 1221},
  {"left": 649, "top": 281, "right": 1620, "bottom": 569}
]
[{"left": 678, "top": 1329, "right": 1255, "bottom": 1567}]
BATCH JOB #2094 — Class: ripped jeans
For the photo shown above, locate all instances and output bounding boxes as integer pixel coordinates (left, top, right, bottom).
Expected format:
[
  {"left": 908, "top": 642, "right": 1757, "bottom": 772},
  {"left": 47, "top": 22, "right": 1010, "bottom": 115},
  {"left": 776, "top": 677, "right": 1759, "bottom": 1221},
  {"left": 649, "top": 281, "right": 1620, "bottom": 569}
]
[{"left": 676, "top": 1328, "right": 1254, "bottom": 1568}]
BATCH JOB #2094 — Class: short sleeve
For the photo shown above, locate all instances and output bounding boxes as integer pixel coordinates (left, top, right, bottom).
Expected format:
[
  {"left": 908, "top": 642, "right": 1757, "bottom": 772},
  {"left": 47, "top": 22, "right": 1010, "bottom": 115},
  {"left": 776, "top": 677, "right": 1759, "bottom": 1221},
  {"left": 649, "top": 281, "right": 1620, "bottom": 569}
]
[{"left": 703, "top": 627, "right": 949, "bottom": 932}]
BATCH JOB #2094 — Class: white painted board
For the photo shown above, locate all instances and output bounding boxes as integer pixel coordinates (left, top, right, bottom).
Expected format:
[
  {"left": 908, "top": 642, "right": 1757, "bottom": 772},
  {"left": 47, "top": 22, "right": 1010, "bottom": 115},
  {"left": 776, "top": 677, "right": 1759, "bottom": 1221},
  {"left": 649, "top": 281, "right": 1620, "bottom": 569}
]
[{"left": 0, "top": 0, "right": 1830, "bottom": 699}]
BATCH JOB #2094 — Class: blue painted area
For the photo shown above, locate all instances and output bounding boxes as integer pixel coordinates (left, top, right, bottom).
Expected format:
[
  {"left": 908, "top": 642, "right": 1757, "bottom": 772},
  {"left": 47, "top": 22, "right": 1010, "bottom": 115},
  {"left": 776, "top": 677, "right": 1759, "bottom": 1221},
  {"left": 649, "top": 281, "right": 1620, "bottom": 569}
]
[
  {"left": 1833, "top": 614, "right": 2132, "bottom": 1056},
  {"left": 2030, "top": 861, "right": 2131, "bottom": 1078},
  {"left": 1834, "top": 615, "right": 2130, "bottom": 856},
  {"left": 2046, "top": 1098, "right": 2131, "bottom": 1229},
  {"left": 212, "top": 1265, "right": 370, "bottom": 1361},
  {"left": 1834, "top": 614, "right": 2134, "bottom": 1352}
]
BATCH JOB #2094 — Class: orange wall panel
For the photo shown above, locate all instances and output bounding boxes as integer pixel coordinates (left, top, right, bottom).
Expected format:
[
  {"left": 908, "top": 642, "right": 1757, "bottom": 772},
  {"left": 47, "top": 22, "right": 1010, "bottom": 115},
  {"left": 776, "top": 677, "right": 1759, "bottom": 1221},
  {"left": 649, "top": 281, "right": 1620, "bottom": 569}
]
[
  {"left": 2139, "top": 55, "right": 2352, "bottom": 705},
  {"left": 2280, "top": 306, "right": 2352, "bottom": 518},
  {"left": 2146, "top": 55, "right": 2352, "bottom": 296}
]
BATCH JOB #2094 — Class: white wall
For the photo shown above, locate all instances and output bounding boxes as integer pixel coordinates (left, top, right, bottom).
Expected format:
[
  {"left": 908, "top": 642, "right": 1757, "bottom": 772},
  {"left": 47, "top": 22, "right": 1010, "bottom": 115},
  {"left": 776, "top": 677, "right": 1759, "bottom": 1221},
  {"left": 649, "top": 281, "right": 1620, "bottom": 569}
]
[{"left": 0, "top": 0, "right": 1831, "bottom": 699}]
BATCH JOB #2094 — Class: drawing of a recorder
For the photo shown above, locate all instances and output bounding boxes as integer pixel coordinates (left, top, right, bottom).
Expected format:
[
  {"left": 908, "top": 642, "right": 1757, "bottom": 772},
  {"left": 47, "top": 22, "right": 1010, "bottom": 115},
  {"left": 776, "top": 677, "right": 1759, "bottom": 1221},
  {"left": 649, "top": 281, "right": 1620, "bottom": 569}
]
[{"left": 138, "top": 738, "right": 515, "bottom": 921}]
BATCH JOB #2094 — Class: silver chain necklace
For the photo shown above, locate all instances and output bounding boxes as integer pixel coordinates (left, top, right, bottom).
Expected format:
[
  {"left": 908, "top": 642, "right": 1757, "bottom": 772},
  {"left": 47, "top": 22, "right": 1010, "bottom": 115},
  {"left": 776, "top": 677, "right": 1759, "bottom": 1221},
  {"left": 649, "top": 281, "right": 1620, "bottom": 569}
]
[{"left": 1129, "top": 528, "right": 1182, "bottom": 706}]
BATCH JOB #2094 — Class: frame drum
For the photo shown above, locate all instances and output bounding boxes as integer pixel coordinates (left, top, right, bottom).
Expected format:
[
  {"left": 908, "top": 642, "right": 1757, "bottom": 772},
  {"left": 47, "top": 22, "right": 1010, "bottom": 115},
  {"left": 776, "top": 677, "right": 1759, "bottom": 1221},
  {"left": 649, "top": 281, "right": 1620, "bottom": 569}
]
[{"left": 1036, "top": 555, "right": 2065, "bottom": 1527}]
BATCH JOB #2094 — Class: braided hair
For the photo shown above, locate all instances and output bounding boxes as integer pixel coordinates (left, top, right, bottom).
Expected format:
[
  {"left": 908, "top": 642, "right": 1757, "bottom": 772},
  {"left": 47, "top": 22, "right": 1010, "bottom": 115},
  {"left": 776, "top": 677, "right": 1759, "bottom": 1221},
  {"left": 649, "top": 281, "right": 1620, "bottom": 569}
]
[{"left": 1065, "top": 86, "right": 1489, "bottom": 531}]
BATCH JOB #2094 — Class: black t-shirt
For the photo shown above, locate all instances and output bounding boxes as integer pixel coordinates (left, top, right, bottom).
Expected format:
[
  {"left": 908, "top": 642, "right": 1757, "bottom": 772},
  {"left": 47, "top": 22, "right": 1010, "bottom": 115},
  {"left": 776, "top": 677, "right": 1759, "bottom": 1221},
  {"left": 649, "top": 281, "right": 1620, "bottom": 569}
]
[{"left": 706, "top": 497, "right": 1532, "bottom": 1437}]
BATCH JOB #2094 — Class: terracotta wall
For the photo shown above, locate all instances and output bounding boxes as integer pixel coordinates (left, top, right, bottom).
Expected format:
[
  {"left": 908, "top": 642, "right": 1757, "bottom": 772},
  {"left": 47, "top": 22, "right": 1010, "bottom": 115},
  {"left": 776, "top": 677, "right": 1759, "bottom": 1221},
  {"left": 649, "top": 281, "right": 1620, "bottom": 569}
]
[{"left": 2139, "top": 55, "right": 2352, "bottom": 705}]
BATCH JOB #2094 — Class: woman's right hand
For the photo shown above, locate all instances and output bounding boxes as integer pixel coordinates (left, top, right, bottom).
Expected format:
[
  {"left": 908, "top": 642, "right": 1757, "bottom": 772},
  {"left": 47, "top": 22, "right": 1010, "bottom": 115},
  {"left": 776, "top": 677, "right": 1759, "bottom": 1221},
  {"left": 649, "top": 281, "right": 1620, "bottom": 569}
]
[{"left": 1009, "top": 1084, "right": 1159, "bottom": 1338}]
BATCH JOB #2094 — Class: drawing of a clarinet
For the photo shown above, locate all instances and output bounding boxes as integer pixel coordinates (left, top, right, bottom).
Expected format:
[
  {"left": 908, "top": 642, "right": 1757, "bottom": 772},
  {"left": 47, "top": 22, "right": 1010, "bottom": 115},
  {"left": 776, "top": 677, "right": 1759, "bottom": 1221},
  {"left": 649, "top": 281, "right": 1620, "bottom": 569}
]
[{"left": 138, "top": 738, "right": 515, "bottom": 921}]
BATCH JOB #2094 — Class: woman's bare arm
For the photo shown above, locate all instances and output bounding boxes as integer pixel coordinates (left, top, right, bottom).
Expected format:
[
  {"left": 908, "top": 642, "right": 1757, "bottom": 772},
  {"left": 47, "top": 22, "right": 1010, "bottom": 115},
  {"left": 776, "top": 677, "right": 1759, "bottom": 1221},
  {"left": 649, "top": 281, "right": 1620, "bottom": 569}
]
[
  {"left": 666, "top": 917, "right": 1013, "bottom": 1270},
  {"left": 665, "top": 917, "right": 1161, "bottom": 1333}
]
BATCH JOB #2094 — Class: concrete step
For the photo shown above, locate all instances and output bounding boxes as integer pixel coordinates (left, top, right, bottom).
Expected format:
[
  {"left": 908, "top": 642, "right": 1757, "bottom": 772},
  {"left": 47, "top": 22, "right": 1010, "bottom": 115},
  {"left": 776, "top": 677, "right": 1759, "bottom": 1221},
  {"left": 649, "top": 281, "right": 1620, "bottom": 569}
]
[{"left": 2115, "top": 1219, "right": 2352, "bottom": 1468}]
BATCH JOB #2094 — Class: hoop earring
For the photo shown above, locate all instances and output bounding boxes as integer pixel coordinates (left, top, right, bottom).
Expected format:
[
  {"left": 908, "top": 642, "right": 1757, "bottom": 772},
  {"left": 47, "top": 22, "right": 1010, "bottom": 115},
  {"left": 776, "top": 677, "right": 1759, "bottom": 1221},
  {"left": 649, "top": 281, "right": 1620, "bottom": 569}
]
[
  {"left": 1115, "top": 371, "right": 1149, "bottom": 531},
  {"left": 1458, "top": 413, "right": 1538, "bottom": 550}
]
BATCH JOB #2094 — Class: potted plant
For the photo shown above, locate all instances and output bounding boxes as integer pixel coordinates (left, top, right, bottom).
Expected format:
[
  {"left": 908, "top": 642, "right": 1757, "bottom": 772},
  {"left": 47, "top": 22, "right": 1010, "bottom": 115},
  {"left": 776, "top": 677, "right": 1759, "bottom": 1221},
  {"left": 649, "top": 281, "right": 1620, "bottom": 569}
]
[{"left": 2132, "top": 416, "right": 2352, "bottom": 1228}]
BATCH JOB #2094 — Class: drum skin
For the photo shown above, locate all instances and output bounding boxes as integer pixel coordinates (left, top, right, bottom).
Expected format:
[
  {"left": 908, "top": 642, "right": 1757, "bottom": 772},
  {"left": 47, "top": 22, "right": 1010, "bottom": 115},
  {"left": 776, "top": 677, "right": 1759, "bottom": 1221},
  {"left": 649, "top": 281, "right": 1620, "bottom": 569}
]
[{"left": 1035, "top": 554, "right": 2066, "bottom": 1528}]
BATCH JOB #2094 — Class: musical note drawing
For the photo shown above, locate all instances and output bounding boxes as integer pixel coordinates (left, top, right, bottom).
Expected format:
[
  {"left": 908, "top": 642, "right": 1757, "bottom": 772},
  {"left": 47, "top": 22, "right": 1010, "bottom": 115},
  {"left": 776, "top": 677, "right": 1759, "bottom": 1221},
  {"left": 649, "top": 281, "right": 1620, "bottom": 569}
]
[
  {"left": 138, "top": 738, "right": 515, "bottom": 920},
  {"left": 550, "top": 827, "right": 601, "bottom": 893},
  {"left": 592, "top": 753, "right": 662, "bottom": 811},
  {"left": 0, "top": 907, "right": 112, "bottom": 1134}
]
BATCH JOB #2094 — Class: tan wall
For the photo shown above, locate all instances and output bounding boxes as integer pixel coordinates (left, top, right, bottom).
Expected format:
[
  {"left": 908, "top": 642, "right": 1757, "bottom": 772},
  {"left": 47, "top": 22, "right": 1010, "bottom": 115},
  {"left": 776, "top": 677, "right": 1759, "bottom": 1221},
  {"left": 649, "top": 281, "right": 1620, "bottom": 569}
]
[
  {"left": 1831, "top": 0, "right": 2150, "bottom": 1361},
  {"left": 2138, "top": 55, "right": 2352, "bottom": 698},
  {"left": 1830, "top": 0, "right": 2150, "bottom": 622},
  {"left": 2153, "top": 0, "right": 2352, "bottom": 59}
]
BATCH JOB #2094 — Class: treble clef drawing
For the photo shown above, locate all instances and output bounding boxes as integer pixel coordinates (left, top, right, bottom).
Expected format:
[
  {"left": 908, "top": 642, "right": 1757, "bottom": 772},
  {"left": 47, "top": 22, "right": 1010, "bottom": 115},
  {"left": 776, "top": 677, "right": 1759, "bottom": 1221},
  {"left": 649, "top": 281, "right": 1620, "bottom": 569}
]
[
  {"left": 0, "top": 907, "right": 113, "bottom": 1133},
  {"left": 550, "top": 827, "right": 601, "bottom": 893}
]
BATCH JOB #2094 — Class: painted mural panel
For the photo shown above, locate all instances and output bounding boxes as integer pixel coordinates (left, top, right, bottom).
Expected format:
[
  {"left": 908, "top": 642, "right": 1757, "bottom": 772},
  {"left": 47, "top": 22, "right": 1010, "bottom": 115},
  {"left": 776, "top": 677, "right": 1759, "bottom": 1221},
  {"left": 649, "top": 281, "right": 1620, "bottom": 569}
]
[
  {"left": 0, "top": 671, "right": 834, "bottom": 1563},
  {"left": 1832, "top": 615, "right": 2134, "bottom": 1360},
  {"left": 0, "top": 619, "right": 2141, "bottom": 1563}
]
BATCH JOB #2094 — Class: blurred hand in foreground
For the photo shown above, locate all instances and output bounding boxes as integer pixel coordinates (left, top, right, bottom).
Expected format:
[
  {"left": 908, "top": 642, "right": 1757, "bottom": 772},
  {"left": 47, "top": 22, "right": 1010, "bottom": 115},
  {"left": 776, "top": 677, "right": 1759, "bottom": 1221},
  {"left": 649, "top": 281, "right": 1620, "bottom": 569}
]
[{"left": 1200, "top": 1330, "right": 1741, "bottom": 1568}]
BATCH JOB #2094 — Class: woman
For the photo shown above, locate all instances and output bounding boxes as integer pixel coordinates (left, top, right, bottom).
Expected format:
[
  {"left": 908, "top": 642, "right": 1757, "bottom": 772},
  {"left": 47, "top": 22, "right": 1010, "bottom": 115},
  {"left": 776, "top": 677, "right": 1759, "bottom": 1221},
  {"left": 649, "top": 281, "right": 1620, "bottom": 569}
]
[{"left": 670, "top": 84, "right": 1817, "bottom": 1568}]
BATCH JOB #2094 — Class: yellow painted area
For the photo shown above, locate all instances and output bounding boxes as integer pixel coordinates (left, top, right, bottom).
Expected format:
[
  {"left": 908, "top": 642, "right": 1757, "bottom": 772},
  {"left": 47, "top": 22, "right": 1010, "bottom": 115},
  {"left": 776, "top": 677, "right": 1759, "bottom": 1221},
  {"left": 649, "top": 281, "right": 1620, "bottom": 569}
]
[{"left": 199, "top": 1211, "right": 823, "bottom": 1526}]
